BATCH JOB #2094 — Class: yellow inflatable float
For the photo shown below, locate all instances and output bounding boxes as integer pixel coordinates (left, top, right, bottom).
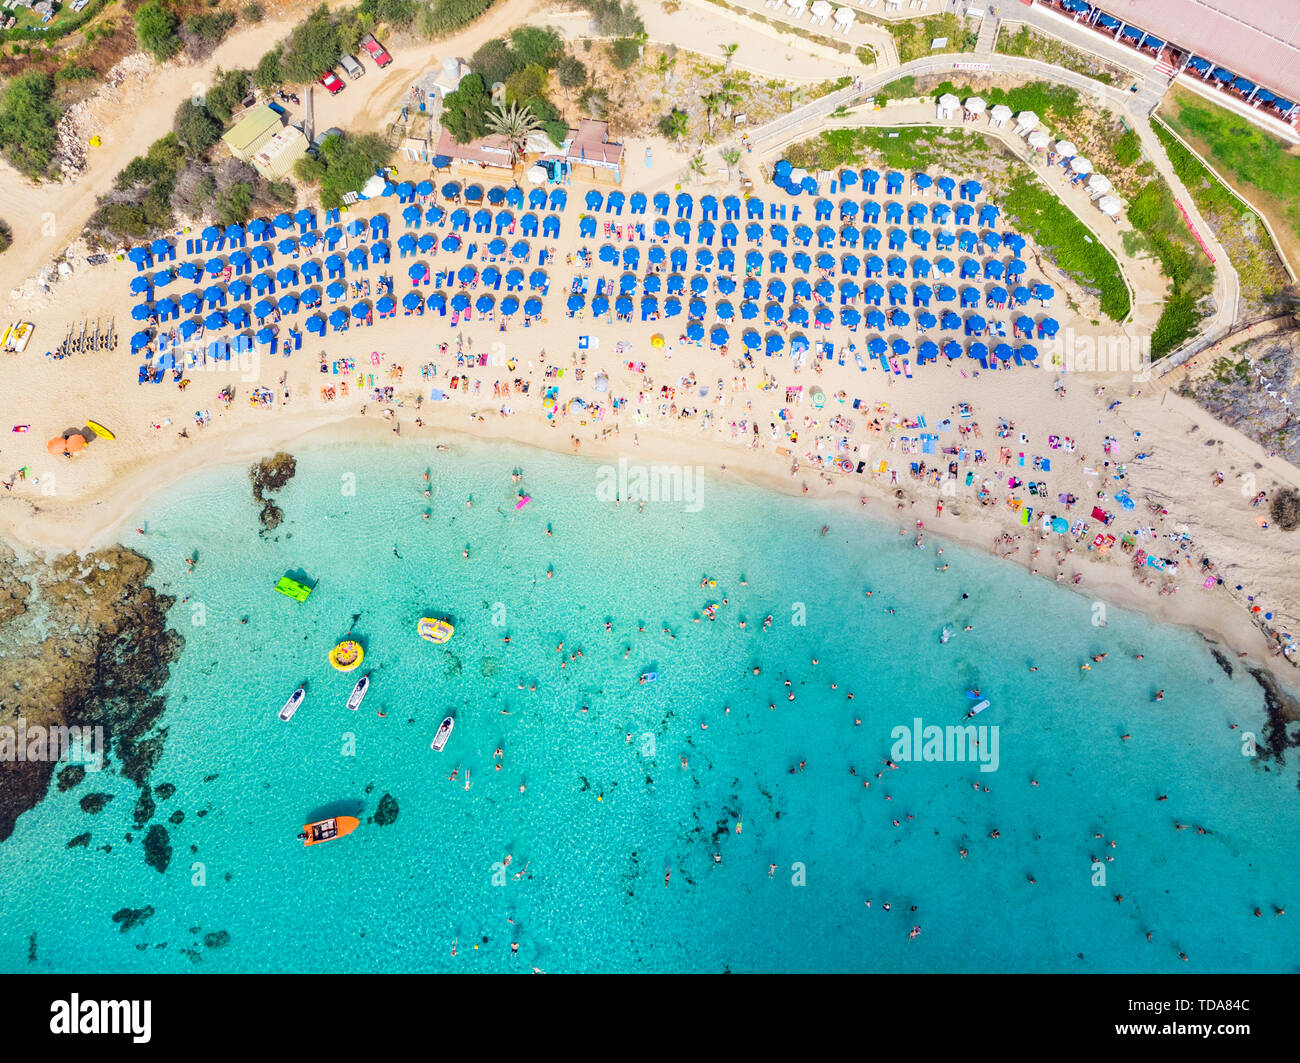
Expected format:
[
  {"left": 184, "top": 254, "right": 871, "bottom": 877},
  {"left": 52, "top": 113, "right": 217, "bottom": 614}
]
[
  {"left": 418, "top": 618, "right": 454, "bottom": 644},
  {"left": 329, "top": 640, "right": 364, "bottom": 672}
]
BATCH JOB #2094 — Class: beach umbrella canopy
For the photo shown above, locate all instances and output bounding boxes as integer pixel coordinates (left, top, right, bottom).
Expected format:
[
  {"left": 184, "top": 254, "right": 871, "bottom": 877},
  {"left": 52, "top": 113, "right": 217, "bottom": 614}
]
[
  {"left": 1051, "top": 517, "right": 1069, "bottom": 533},
  {"left": 47, "top": 436, "right": 68, "bottom": 455},
  {"left": 742, "top": 328, "right": 760, "bottom": 349},
  {"left": 663, "top": 297, "right": 681, "bottom": 318},
  {"left": 995, "top": 343, "right": 1014, "bottom": 361},
  {"left": 868, "top": 336, "right": 887, "bottom": 356},
  {"left": 351, "top": 302, "right": 370, "bottom": 320},
  {"left": 329, "top": 308, "right": 348, "bottom": 328},
  {"left": 689, "top": 298, "right": 708, "bottom": 319},
  {"left": 789, "top": 305, "right": 809, "bottom": 326},
  {"left": 567, "top": 294, "right": 585, "bottom": 312},
  {"left": 475, "top": 295, "right": 494, "bottom": 314},
  {"left": 943, "top": 340, "right": 961, "bottom": 360},
  {"left": 529, "top": 270, "right": 548, "bottom": 290},
  {"left": 615, "top": 295, "right": 633, "bottom": 316},
  {"left": 256, "top": 327, "right": 275, "bottom": 345},
  {"left": 403, "top": 292, "right": 422, "bottom": 311},
  {"left": 686, "top": 322, "right": 704, "bottom": 341},
  {"left": 711, "top": 326, "right": 729, "bottom": 346},
  {"left": 1039, "top": 317, "right": 1060, "bottom": 337},
  {"left": 716, "top": 301, "right": 734, "bottom": 320},
  {"left": 524, "top": 297, "right": 543, "bottom": 316},
  {"left": 765, "top": 302, "right": 784, "bottom": 323},
  {"left": 306, "top": 314, "right": 326, "bottom": 334},
  {"left": 65, "top": 433, "right": 87, "bottom": 453},
  {"left": 766, "top": 333, "right": 785, "bottom": 354},
  {"left": 131, "top": 302, "right": 152, "bottom": 321}
]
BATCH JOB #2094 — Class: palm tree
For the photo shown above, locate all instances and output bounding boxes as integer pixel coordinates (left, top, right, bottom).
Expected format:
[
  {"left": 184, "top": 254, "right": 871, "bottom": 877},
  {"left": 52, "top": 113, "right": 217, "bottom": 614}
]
[
  {"left": 485, "top": 101, "right": 541, "bottom": 170},
  {"left": 721, "top": 42, "right": 738, "bottom": 71}
]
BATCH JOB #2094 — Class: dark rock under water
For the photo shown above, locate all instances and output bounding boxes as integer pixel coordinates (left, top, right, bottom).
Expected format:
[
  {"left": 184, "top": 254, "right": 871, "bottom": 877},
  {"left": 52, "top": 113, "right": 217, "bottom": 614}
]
[
  {"left": 373, "top": 793, "right": 399, "bottom": 826},
  {"left": 250, "top": 451, "right": 297, "bottom": 532},
  {"left": 0, "top": 543, "right": 182, "bottom": 851}
]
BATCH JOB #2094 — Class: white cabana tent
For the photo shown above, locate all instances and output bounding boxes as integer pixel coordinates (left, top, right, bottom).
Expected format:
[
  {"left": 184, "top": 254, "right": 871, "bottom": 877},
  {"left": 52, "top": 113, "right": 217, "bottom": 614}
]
[
  {"left": 833, "top": 6, "right": 855, "bottom": 32},
  {"left": 1097, "top": 195, "right": 1122, "bottom": 217},
  {"left": 1014, "top": 110, "right": 1039, "bottom": 135},
  {"left": 937, "top": 93, "right": 960, "bottom": 120},
  {"left": 526, "top": 165, "right": 547, "bottom": 184},
  {"left": 785, "top": 0, "right": 807, "bottom": 18},
  {"left": 360, "top": 174, "right": 387, "bottom": 198},
  {"left": 964, "top": 96, "right": 986, "bottom": 118},
  {"left": 1054, "top": 139, "right": 1077, "bottom": 158},
  {"left": 989, "top": 104, "right": 1013, "bottom": 128},
  {"left": 810, "top": 0, "right": 832, "bottom": 24},
  {"left": 1069, "top": 156, "right": 1093, "bottom": 175},
  {"left": 1086, "top": 173, "right": 1112, "bottom": 198},
  {"left": 1027, "top": 129, "right": 1051, "bottom": 150}
]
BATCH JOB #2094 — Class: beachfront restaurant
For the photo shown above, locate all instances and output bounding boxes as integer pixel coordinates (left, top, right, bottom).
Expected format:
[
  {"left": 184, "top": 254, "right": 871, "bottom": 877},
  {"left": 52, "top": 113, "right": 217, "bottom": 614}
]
[{"left": 1032, "top": 0, "right": 1300, "bottom": 128}]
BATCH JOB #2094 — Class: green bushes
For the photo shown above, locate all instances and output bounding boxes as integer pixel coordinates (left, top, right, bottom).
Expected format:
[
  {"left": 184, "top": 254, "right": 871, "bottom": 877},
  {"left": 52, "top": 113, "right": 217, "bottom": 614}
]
[
  {"left": 173, "top": 99, "right": 222, "bottom": 154},
  {"left": 183, "top": 10, "right": 236, "bottom": 55},
  {"left": 1127, "top": 179, "right": 1213, "bottom": 355},
  {"left": 578, "top": 0, "right": 644, "bottom": 37},
  {"left": 295, "top": 132, "right": 392, "bottom": 210},
  {"left": 1112, "top": 128, "right": 1140, "bottom": 167},
  {"left": 280, "top": 5, "right": 341, "bottom": 83},
  {"left": 0, "top": 219, "right": 12, "bottom": 254},
  {"left": 419, "top": 0, "right": 495, "bottom": 39},
  {"left": 610, "top": 38, "right": 640, "bottom": 69},
  {"left": 454, "top": 27, "right": 571, "bottom": 147},
  {"left": 1001, "top": 172, "right": 1131, "bottom": 321},
  {"left": 135, "top": 0, "right": 182, "bottom": 62},
  {"left": 0, "top": 72, "right": 60, "bottom": 178},
  {"left": 96, "top": 134, "right": 186, "bottom": 238},
  {"left": 931, "top": 80, "right": 1081, "bottom": 124},
  {"left": 204, "top": 68, "right": 252, "bottom": 125}
]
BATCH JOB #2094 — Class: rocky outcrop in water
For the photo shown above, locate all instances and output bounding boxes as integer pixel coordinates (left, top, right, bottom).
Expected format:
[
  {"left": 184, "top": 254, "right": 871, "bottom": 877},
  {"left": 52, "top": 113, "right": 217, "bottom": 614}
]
[
  {"left": 373, "top": 793, "right": 399, "bottom": 826},
  {"left": 0, "top": 543, "right": 182, "bottom": 848},
  {"left": 111, "top": 906, "right": 155, "bottom": 933},
  {"left": 250, "top": 451, "right": 296, "bottom": 532},
  {"left": 143, "top": 824, "right": 172, "bottom": 873}
]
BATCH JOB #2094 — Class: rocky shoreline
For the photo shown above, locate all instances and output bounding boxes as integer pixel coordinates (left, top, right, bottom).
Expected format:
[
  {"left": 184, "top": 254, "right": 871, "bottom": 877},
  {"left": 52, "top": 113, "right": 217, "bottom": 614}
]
[{"left": 0, "top": 543, "right": 182, "bottom": 846}]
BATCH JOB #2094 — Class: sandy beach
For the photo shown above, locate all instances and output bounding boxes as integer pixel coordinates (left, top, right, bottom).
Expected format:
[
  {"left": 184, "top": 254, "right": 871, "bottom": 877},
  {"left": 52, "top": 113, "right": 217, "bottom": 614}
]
[{"left": 1, "top": 18, "right": 1298, "bottom": 696}]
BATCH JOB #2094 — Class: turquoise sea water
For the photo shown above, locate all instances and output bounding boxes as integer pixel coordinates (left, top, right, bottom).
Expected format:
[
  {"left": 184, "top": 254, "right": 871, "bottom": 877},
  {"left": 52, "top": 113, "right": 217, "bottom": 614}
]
[{"left": 2, "top": 438, "right": 1298, "bottom": 973}]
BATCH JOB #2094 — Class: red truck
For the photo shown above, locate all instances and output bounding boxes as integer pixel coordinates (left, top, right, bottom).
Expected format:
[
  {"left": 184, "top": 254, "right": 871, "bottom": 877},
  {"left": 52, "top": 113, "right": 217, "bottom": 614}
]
[
  {"left": 318, "top": 70, "right": 345, "bottom": 95},
  {"left": 362, "top": 33, "right": 392, "bottom": 68}
]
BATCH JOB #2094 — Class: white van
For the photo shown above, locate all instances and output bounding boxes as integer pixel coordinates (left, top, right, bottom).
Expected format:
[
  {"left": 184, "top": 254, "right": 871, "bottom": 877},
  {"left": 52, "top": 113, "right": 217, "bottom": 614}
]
[{"left": 339, "top": 53, "right": 364, "bottom": 80}]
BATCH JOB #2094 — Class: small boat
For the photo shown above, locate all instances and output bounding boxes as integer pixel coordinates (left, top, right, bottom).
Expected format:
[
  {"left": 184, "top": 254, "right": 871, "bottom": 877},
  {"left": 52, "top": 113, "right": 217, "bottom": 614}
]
[
  {"left": 298, "top": 815, "right": 360, "bottom": 846},
  {"left": 639, "top": 672, "right": 658, "bottom": 684},
  {"left": 967, "top": 700, "right": 990, "bottom": 717},
  {"left": 5, "top": 321, "right": 32, "bottom": 353},
  {"left": 418, "top": 617, "right": 454, "bottom": 643},
  {"left": 279, "top": 686, "right": 306, "bottom": 721},
  {"left": 275, "top": 575, "right": 314, "bottom": 601},
  {"left": 329, "top": 639, "right": 364, "bottom": 672},
  {"left": 346, "top": 674, "right": 370, "bottom": 711},
  {"left": 430, "top": 716, "right": 454, "bottom": 751}
]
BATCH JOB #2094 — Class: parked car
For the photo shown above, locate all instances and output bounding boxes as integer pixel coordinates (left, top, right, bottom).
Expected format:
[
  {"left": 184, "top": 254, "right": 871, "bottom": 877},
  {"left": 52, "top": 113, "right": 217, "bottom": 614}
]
[
  {"left": 318, "top": 70, "right": 345, "bottom": 95},
  {"left": 361, "top": 33, "right": 392, "bottom": 68},
  {"left": 339, "top": 53, "right": 364, "bottom": 80}
]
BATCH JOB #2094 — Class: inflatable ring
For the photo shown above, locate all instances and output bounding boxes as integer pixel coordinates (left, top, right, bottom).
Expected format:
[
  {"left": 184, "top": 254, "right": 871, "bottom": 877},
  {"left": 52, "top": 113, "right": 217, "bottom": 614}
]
[
  {"left": 329, "top": 640, "right": 364, "bottom": 672},
  {"left": 418, "top": 617, "right": 454, "bottom": 644}
]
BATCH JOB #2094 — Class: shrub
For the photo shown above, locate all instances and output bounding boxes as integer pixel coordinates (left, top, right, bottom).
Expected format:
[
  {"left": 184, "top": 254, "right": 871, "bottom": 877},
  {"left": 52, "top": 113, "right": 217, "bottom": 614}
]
[
  {"left": 135, "top": 0, "right": 182, "bottom": 62},
  {"left": 1271, "top": 488, "right": 1300, "bottom": 531},
  {"left": 0, "top": 72, "right": 60, "bottom": 178},
  {"left": 173, "top": 99, "right": 222, "bottom": 154},
  {"left": 0, "top": 219, "right": 11, "bottom": 254},
  {"left": 205, "top": 68, "right": 252, "bottom": 125},
  {"left": 242, "top": 2, "right": 264, "bottom": 22},
  {"left": 509, "top": 26, "right": 564, "bottom": 69},
  {"left": 557, "top": 56, "right": 587, "bottom": 92},
  {"left": 504, "top": 64, "right": 548, "bottom": 106},
  {"left": 420, "top": 0, "right": 494, "bottom": 38},
  {"left": 441, "top": 73, "right": 492, "bottom": 142},
  {"left": 280, "top": 5, "right": 342, "bottom": 84},
  {"left": 254, "top": 48, "right": 284, "bottom": 92},
  {"left": 610, "top": 37, "right": 640, "bottom": 70},
  {"left": 471, "top": 38, "right": 519, "bottom": 89},
  {"left": 580, "top": 0, "right": 643, "bottom": 36}
]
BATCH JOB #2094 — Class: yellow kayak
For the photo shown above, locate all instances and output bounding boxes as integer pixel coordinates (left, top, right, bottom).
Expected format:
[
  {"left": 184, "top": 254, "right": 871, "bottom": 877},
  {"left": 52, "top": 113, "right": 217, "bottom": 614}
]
[
  {"left": 85, "top": 420, "right": 116, "bottom": 441},
  {"left": 418, "top": 618, "right": 453, "bottom": 644},
  {"left": 329, "top": 640, "right": 364, "bottom": 672}
]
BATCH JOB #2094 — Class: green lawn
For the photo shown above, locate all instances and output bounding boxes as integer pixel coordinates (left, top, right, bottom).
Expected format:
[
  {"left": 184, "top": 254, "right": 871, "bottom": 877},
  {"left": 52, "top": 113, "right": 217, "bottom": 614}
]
[{"left": 1160, "top": 86, "right": 1300, "bottom": 265}]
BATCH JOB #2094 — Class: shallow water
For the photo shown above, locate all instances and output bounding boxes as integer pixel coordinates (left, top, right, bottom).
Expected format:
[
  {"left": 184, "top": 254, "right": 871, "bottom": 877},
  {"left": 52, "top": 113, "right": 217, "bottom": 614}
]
[{"left": 2, "top": 438, "right": 1297, "bottom": 972}]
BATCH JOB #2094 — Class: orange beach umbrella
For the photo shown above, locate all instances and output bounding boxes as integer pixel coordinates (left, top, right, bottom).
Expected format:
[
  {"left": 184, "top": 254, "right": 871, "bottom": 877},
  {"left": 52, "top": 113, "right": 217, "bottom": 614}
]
[
  {"left": 47, "top": 436, "right": 67, "bottom": 456},
  {"left": 64, "top": 433, "right": 87, "bottom": 453}
]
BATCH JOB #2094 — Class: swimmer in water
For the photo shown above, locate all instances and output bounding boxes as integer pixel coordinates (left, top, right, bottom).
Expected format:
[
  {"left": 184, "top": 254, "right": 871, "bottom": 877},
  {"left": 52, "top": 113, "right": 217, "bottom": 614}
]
[{"left": 1153, "top": 690, "right": 1164, "bottom": 701}]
